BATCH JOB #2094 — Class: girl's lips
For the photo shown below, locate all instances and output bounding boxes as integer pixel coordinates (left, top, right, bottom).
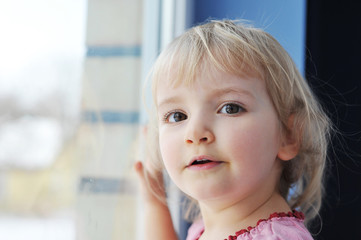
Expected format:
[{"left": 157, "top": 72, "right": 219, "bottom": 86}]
[
  {"left": 188, "top": 155, "right": 216, "bottom": 166},
  {"left": 187, "top": 160, "right": 223, "bottom": 170},
  {"left": 186, "top": 155, "right": 223, "bottom": 170}
]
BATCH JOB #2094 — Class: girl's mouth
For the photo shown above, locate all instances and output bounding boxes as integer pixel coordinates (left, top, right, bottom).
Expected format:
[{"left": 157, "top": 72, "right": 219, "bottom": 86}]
[
  {"left": 187, "top": 156, "right": 223, "bottom": 170},
  {"left": 190, "top": 159, "right": 213, "bottom": 165}
]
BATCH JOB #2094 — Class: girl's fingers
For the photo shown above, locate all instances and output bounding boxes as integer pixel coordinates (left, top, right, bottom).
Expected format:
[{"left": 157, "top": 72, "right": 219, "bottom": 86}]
[
  {"left": 134, "top": 160, "right": 166, "bottom": 203},
  {"left": 134, "top": 161, "right": 148, "bottom": 190},
  {"left": 134, "top": 161, "right": 144, "bottom": 178}
]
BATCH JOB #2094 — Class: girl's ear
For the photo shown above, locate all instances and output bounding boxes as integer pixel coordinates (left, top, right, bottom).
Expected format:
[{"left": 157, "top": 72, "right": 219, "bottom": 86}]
[{"left": 277, "top": 115, "right": 300, "bottom": 161}]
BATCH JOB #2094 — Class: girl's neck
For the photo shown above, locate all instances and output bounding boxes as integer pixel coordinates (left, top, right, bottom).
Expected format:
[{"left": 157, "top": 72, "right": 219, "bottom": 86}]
[{"left": 198, "top": 191, "right": 290, "bottom": 240}]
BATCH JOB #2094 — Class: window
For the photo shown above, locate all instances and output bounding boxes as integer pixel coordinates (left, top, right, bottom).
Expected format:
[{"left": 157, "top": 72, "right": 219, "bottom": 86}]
[{"left": 0, "top": 1, "right": 86, "bottom": 239}]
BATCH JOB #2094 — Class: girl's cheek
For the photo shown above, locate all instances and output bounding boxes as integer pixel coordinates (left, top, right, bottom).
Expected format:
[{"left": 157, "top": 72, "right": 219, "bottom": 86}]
[
  {"left": 160, "top": 129, "right": 184, "bottom": 169},
  {"left": 159, "top": 132, "right": 176, "bottom": 159}
]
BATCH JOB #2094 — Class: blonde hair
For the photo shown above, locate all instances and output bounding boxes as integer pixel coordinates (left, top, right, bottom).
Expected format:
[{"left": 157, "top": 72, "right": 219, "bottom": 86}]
[{"left": 145, "top": 20, "right": 331, "bottom": 224}]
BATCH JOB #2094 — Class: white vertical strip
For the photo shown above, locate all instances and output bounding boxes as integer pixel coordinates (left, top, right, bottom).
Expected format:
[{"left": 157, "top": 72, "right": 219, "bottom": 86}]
[
  {"left": 137, "top": 1, "right": 161, "bottom": 239},
  {"left": 160, "top": 0, "right": 175, "bottom": 50},
  {"left": 140, "top": 0, "right": 161, "bottom": 125},
  {"left": 174, "top": 0, "right": 187, "bottom": 38}
]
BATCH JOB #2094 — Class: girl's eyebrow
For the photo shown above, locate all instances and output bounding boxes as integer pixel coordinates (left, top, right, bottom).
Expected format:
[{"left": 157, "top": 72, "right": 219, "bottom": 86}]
[
  {"left": 210, "top": 87, "right": 256, "bottom": 100},
  {"left": 157, "top": 88, "right": 255, "bottom": 109},
  {"left": 157, "top": 96, "right": 182, "bottom": 109}
]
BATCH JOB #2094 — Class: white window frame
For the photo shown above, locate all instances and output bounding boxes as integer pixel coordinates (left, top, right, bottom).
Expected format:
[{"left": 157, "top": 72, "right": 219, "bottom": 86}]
[{"left": 138, "top": 0, "right": 192, "bottom": 239}]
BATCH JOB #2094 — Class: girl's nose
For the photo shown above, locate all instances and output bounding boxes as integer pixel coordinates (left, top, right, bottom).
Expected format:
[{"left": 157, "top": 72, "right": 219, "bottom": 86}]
[{"left": 184, "top": 118, "right": 215, "bottom": 144}]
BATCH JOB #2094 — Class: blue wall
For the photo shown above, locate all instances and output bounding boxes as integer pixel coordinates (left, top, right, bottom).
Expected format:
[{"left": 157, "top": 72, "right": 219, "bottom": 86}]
[{"left": 192, "top": 0, "right": 306, "bottom": 74}]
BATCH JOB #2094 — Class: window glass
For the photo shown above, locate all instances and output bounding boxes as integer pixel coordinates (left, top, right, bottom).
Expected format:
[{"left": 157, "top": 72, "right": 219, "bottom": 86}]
[{"left": 0, "top": 0, "right": 143, "bottom": 239}]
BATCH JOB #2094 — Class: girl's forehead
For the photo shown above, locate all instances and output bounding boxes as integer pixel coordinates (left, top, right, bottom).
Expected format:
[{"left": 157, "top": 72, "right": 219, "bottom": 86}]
[
  {"left": 156, "top": 60, "right": 263, "bottom": 89},
  {"left": 156, "top": 65, "right": 267, "bottom": 100}
]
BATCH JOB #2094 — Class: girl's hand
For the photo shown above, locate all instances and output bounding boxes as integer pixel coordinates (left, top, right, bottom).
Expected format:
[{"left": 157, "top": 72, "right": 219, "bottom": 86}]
[
  {"left": 134, "top": 160, "right": 166, "bottom": 206},
  {"left": 134, "top": 161, "right": 178, "bottom": 240}
]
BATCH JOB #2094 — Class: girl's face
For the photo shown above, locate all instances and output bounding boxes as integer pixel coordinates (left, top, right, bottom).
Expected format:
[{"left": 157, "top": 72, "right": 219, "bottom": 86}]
[{"left": 156, "top": 67, "right": 289, "bottom": 208}]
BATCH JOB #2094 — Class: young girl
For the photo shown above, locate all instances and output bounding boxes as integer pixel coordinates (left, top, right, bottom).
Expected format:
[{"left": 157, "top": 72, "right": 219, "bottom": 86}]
[{"left": 135, "top": 20, "right": 331, "bottom": 240}]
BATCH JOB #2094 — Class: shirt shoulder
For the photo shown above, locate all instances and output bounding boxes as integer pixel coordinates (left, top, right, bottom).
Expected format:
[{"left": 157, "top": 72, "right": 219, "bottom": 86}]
[
  {"left": 237, "top": 212, "right": 314, "bottom": 240},
  {"left": 186, "top": 211, "right": 314, "bottom": 240},
  {"left": 186, "top": 219, "right": 204, "bottom": 240}
]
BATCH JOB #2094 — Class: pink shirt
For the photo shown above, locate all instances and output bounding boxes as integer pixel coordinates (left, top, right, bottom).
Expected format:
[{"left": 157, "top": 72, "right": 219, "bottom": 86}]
[{"left": 186, "top": 211, "right": 313, "bottom": 240}]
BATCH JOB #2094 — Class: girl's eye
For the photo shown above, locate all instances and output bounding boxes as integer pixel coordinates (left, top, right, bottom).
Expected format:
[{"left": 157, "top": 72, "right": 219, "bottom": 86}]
[
  {"left": 165, "top": 111, "right": 187, "bottom": 123},
  {"left": 219, "top": 103, "right": 244, "bottom": 114}
]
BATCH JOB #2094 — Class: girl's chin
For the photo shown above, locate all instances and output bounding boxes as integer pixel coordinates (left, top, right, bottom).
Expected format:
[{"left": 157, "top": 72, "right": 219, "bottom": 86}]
[{"left": 182, "top": 186, "right": 233, "bottom": 203}]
